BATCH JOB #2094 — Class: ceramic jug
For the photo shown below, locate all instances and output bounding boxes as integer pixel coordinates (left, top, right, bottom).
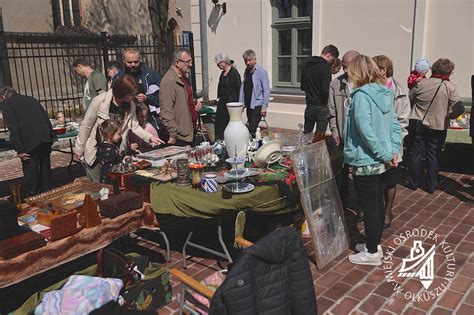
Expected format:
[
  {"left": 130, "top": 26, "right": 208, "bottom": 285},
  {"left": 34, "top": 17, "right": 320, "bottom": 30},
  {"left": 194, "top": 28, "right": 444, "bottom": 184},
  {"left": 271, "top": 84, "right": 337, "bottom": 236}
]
[{"left": 224, "top": 102, "right": 249, "bottom": 165}]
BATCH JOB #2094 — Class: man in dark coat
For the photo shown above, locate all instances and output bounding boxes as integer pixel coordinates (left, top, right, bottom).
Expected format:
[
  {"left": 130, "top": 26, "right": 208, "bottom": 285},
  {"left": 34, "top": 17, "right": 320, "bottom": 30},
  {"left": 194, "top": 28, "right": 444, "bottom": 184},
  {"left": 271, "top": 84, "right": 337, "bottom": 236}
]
[
  {"left": 0, "top": 87, "right": 56, "bottom": 197},
  {"left": 209, "top": 226, "right": 317, "bottom": 314},
  {"left": 301, "top": 44, "right": 339, "bottom": 142}
]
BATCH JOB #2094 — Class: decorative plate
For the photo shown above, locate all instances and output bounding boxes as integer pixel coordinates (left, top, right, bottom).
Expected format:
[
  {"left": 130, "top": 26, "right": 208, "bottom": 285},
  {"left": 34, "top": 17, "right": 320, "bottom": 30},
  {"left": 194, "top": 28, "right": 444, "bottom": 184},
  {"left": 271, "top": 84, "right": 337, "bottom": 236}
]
[{"left": 222, "top": 182, "right": 255, "bottom": 194}]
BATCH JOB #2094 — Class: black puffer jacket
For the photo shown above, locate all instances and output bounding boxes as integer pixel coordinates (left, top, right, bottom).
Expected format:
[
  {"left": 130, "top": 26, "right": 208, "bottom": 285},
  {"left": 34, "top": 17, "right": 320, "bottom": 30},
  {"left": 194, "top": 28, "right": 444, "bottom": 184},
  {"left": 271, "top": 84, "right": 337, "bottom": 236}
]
[{"left": 209, "top": 227, "right": 317, "bottom": 314}]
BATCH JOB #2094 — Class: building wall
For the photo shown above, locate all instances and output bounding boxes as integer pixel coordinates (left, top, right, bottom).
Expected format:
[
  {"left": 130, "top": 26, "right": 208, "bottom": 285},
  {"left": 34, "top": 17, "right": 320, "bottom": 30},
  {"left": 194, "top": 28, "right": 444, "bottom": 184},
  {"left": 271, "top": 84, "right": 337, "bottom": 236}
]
[
  {"left": 0, "top": 0, "right": 53, "bottom": 32},
  {"left": 422, "top": 0, "right": 473, "bottom": 98},
  {"left": 81, "top": 0, "right": 190, "bottom": 36},
  {"left": 81, "top": 0, "right": 153, "bottom": 35},
  {"left": 191, "top": 0, "right": 272, "bottom": 98},
  {"left": 192, "top": 0, "right": 472, "bottom": 130}
]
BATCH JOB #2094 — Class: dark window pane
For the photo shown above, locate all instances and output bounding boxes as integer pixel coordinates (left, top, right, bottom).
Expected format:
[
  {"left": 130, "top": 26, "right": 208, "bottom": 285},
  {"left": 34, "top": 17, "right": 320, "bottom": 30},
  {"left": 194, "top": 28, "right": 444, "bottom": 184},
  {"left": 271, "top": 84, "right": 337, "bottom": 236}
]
[
  {"left": 278, "top": 30, "right": 291, "bottom": 55},
  {"left": 297, "top": 0, "right": 313, "bottom": 17},
  {"left": 278, "top": 57, "right": 292, "bottom": 82},
  {"left": 62, "top": 0, "right": 72, "bottom": 27},
  {"left": 297, "top": 29, "right": 312, "bottom": 56},
  {"left": 297, "top": 57, "right": 310, "bottom": 83},
  {"left": 276, "top": 0, "right": 292, "bottom": 18},
  {"left": 72, "top": 0, "right": 81, "bottom": 26},
  {"left": 52, "top": 0, "right": 61, "bottom": 29}
]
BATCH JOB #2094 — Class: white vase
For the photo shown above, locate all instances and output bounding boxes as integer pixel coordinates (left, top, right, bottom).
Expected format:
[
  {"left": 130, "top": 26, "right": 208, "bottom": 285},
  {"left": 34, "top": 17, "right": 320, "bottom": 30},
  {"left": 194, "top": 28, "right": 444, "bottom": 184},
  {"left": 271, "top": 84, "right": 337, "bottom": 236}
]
[{"left": 224, "top": 102, "right": 249, "bottom": 165}]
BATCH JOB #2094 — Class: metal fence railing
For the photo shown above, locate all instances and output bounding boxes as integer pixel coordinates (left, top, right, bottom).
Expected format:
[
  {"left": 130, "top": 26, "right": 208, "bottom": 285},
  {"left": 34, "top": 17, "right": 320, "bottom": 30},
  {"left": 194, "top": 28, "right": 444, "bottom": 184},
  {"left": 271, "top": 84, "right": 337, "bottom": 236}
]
[{"left": 0, "top": 31, "right": 194, "bottom": 133}]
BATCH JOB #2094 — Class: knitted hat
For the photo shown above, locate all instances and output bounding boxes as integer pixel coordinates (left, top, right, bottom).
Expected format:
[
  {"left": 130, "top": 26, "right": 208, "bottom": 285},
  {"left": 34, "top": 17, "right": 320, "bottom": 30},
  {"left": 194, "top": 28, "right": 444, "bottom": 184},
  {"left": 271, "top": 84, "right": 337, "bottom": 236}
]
[{"left": 415, "top": 58, "right": 431, "bottom": 73}]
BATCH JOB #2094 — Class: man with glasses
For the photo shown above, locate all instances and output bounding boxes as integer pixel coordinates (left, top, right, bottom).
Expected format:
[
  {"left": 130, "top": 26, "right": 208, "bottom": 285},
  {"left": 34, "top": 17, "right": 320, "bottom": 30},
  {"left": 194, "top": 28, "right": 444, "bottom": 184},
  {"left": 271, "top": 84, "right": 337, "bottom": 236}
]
[
  {"left": 160, "top": 48, "right": 202, "bottom": 146},
  {"left": 239, "top": 49, "right": 270, "bottom": 138},
  {"left": 328, "top": 50, "right": 360, "bottom": 214}
]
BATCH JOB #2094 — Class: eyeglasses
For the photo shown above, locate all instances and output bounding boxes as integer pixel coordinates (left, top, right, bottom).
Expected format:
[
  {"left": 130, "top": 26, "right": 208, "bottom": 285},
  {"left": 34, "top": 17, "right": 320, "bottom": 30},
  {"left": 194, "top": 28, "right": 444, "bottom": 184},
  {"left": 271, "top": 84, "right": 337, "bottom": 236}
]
[{"left": 179, "top": 59, "right": 193, "bottom": 65}]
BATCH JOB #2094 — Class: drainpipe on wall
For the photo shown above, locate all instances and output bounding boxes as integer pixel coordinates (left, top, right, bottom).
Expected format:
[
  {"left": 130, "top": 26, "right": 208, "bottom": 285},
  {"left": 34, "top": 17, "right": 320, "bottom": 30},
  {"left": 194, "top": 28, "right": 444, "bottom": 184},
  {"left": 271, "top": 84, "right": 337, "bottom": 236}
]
[
  {"left": 409, "top": 0, "right": 418, "bottom": 71},
  {"left": 196, "top": 0, "right": 209, "bottom": 100}
]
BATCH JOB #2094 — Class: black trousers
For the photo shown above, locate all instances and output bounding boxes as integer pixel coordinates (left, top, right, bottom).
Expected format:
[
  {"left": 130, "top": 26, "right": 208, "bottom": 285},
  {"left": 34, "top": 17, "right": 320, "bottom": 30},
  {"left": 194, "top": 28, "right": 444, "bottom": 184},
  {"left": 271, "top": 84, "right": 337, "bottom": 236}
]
[
  {"left": 353, "top": 173, "right": 386, "bottom": 253},
  {"left": 335, "top": 163, "right": 350, "bottom": 210},
  {"left": 215, "top": 100, "right": 230, "bottom": 140},
  {"left": 304, "top": 105, "right": 329, "bottom": 134},
  {"left": 246, "top": 105, "right": 262, "bottom": 137},
  {"left": 408, "top": 128, "right": 446, "bottom": 192},
  {"left": 21, "top": 143, "right": 52, "bottom": 197}
]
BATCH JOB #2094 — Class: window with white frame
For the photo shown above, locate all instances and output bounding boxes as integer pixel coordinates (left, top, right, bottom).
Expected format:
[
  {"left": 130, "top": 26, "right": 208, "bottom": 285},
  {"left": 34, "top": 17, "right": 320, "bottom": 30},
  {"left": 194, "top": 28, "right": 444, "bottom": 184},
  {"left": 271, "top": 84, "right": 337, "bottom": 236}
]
[
  {"left": 52, "top": 0, "right": 81, "bottom": 29},
  {"left": 272, "top": 0, "right": 312, "bottom": 88}
]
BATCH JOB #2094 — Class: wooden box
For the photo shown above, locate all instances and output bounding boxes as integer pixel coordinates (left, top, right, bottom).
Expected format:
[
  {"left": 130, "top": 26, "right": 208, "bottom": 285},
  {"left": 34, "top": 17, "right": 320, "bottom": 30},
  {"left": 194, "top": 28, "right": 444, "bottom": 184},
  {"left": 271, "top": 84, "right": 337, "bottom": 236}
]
[
  {"left": 99, "top": 192, "right": 143, "bottom": 219},
  {"left": 26, "top": 178, "right": 112, "bottom": 212},
  {"left": 50, "top": 210, "right": 79, "bottom": 241}
]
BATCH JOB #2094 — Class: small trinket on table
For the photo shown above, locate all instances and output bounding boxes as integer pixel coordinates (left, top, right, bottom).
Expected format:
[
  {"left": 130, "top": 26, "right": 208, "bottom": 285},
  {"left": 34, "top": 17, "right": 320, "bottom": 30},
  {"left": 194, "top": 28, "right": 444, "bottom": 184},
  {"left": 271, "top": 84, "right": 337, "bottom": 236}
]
[
  {"left": 77, "top": 194, "right": 101, "bottom": 228},
  {"left": 189, "top": 163, "right": 206, "bottom": 189},
  {"left": 176, "top": 158, "right": 190, "bottom": 186}
]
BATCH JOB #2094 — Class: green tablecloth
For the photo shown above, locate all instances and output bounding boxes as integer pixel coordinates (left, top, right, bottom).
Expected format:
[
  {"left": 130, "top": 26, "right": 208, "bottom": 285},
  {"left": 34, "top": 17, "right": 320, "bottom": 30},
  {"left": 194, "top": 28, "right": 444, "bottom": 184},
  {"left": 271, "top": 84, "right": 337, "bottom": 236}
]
[
  {"left": 199, "top": 105, "right": 216, "bottom": 115},
  {"left": 445, "top": 128, "right": 471, "bottom": 144},
  {"left": 150, "top": 182, "right": 300, "bottom": 219},
  {"left": 56, "top": 129, "right": 78, "bottom": 139}
]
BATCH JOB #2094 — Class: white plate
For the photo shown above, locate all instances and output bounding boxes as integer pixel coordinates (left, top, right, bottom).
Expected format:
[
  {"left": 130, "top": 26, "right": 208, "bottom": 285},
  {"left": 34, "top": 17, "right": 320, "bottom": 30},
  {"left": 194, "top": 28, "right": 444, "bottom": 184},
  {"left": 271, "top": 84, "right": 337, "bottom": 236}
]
[
  {"left": 224, "top": 168, "right": 259, "bottom": 180},
  {"left": 222, "top": 182, "right": 255, "bottom": 194}
]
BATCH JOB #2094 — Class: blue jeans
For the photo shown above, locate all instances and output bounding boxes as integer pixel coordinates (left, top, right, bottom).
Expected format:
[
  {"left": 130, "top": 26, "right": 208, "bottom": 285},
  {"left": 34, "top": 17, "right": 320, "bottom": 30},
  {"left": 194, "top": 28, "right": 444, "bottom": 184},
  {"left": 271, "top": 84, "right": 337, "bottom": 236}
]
[{"left": 408, "top": 127, "right": 446, "bottom": 192}]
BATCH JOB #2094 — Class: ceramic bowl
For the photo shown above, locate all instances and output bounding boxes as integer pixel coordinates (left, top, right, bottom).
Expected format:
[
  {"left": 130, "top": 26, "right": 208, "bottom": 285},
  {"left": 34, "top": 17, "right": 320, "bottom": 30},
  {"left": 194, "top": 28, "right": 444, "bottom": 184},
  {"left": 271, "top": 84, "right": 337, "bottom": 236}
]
[{"left": 253, "top": 139, "right": 283, "bottom": 168}]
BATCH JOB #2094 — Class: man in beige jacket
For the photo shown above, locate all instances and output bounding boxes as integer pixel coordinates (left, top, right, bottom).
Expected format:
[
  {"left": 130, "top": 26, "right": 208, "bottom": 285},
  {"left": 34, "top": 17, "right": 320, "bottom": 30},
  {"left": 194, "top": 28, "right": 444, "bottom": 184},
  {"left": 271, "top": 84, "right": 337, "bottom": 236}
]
[
  {"left": 160, "top": 48, "right": 202, "bottom": 146},
  {"left": 328, "top": 50, "right": 359, "bottom": 211}
]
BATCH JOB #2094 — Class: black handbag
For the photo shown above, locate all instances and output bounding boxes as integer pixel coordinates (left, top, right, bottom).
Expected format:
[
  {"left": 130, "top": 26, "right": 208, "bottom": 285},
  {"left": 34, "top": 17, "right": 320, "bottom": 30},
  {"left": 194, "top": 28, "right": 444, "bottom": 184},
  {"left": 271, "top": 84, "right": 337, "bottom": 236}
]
[{"left": 97, "top": 248, "right": 149, "bottom": 289}]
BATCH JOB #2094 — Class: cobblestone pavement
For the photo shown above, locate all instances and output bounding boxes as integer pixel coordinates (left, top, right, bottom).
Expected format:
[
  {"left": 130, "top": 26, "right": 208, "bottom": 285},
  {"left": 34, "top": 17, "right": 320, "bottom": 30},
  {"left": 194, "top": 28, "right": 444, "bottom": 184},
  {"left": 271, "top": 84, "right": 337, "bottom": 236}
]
[
  {"left": 0, "top": 151, "right": 85, "bottom": 198},
  {"left": 154, "top": 170, "right": 473, "bottom": 314},
  {"left": 0, "top": 149, "right": 472, "bottom": 314}
]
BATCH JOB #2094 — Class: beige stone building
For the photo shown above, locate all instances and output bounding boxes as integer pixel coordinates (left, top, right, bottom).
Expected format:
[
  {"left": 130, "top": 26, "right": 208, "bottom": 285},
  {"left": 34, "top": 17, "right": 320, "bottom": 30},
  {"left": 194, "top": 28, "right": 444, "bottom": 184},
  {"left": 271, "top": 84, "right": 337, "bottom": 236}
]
[
  {"left": 190, "top": 0, "right": 473, "bottom": 129},
  {"left": 0, "top": 0, "right": 190, "bottom": 37}
]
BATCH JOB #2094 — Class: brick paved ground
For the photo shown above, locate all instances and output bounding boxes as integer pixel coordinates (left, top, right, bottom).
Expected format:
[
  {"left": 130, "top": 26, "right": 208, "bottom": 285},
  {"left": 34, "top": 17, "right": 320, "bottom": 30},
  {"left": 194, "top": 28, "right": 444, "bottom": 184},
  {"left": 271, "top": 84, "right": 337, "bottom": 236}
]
[
  {"left": 1, "top": 145, "right": 472, "bottom": 314},
  {"left": 147, "top": 169, "right": 473, "bottom": 315},
  {"left": 0, "top": 151, "right": 85, "bottom": 198}
]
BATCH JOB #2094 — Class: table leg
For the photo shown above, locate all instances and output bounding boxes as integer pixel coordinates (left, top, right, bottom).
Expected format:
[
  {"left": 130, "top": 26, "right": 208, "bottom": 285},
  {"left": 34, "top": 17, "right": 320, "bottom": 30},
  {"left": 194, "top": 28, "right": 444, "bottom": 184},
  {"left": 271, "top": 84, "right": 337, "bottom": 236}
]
[
  {"left": 181, "top": 217, "right": 234, "bottom": 269},
  {"left": 68, "top": 139, "right": 74, "bottom": 175},
  {"left": 178, "top": 285, "right": 186, "bottom": 315},
  {"left": 217, "top": 217, "right": 233, "bottom": 264},
  {"left": 182, "top": 231, "right": 193, "bottom": 269},
  {"left": 129, "top": 228, "right": 171, "bottom": 262}
]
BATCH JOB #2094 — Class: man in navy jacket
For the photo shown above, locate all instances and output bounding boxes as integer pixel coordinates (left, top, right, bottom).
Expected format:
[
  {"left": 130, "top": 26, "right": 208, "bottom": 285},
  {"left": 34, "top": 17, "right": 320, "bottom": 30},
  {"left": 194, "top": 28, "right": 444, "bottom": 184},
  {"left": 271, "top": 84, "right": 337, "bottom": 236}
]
[{"left": 114, "top": 48, "right": 163, "bottom": 131}]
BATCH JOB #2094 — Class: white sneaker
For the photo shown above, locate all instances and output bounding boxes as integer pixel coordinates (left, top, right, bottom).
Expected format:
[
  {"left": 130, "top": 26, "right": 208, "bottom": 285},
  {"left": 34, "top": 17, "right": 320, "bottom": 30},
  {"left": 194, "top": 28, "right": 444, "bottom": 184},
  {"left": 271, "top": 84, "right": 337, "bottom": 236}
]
[
  {"left": 348, "top": 251, "right": 382, "bottom": 266},
  {"left": 355, "top": 244, "right": 383, "bottom": 259}
]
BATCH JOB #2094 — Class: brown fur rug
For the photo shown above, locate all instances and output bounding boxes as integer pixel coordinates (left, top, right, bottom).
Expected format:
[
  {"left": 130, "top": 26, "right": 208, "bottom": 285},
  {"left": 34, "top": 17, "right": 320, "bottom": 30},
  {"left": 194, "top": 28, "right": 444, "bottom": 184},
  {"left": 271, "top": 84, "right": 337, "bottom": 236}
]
[{"left": 0, "top": 207, "right": 149, "bottom": 288}]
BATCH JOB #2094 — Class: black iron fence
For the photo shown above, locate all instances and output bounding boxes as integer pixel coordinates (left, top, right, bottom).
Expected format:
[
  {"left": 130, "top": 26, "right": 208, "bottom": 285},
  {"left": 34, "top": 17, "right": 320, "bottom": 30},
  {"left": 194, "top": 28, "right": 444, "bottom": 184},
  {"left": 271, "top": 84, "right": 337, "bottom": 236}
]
[{"left": 0, "top": 31, "right": 194, "bottom": 132}]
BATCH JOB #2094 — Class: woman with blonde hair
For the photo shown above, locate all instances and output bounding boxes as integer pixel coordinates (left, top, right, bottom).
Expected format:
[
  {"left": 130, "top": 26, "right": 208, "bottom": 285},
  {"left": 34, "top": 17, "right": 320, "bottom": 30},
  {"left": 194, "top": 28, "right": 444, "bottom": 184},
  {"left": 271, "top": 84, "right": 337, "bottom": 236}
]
[{"left": 344, "top": 55, "right": 401, "bottom": 266}]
